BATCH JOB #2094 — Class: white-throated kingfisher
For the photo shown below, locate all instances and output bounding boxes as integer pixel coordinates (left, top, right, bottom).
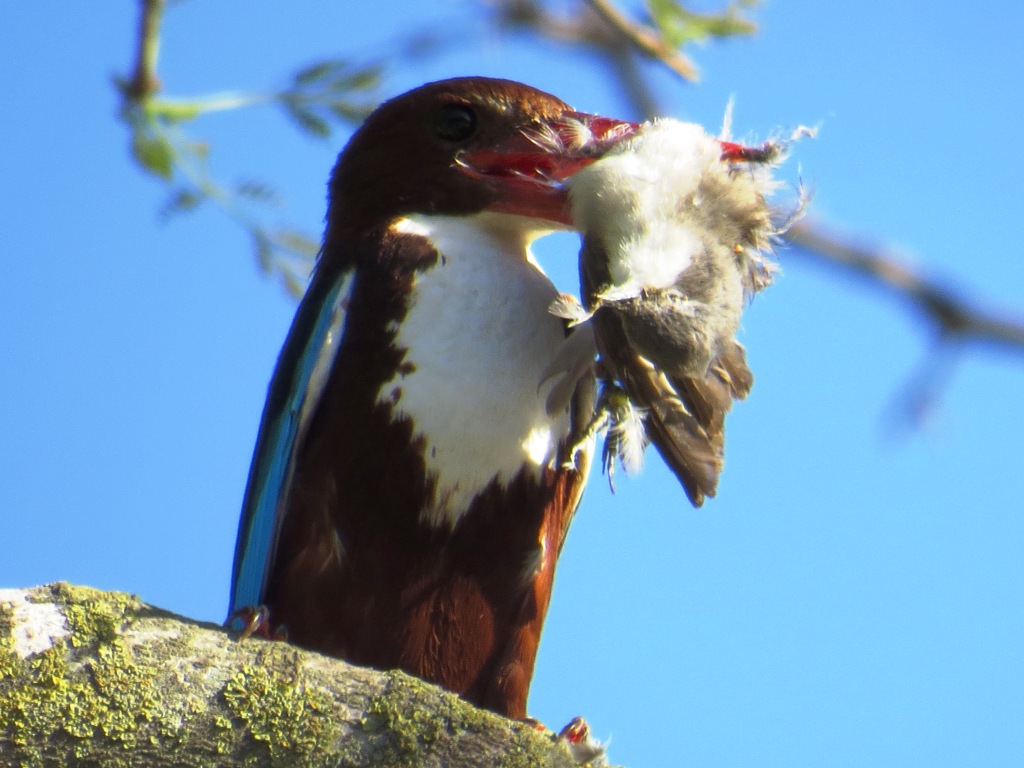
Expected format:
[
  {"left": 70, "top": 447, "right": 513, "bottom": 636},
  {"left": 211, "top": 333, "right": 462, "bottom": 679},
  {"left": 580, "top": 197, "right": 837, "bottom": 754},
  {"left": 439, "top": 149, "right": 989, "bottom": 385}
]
[{"left": 228, "top": 77, "right": 636, "bottom": 718}]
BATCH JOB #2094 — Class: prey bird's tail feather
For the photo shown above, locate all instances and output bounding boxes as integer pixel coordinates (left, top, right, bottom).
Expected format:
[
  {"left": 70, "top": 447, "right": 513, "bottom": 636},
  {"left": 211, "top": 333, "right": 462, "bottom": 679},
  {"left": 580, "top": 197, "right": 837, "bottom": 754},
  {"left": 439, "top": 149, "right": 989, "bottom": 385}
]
[{"left": 593, "top": 305, "right": 754, "bottom": 506}]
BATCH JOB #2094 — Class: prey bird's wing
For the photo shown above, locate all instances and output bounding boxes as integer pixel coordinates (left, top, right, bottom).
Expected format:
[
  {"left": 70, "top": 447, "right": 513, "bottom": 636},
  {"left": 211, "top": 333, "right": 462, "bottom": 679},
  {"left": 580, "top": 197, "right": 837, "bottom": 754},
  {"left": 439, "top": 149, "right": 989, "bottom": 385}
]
[
  {"left": 583, "top": 242, "right": 753, "bottom": 507},
  {"left": 229, "top": 267, "right": 357, "bottom": 616},
  {"left": 591, "top": 306, "right": 708, "bottom": 505}
]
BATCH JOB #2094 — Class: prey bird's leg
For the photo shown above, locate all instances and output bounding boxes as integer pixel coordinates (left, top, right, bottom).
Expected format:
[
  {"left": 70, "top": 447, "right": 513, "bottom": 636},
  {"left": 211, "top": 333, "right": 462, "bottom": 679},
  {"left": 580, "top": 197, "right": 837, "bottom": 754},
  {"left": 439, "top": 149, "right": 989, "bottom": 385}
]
[
  {"left": 566, "top": 377, "right": 647, "bottom": 493},
  {"left": 564, "top": 396, "right": 611, "bottom": 470},
  {"left": 597, "top": 383, "right": 644, "bottom": 493}
]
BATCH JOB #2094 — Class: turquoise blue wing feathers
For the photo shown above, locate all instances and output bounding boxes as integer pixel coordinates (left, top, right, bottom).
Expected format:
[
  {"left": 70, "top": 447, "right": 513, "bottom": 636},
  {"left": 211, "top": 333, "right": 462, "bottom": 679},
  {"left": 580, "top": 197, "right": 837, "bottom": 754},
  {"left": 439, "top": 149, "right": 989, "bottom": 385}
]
[{"left": 228, "top": 269, "right": 356, "bottom": 617}]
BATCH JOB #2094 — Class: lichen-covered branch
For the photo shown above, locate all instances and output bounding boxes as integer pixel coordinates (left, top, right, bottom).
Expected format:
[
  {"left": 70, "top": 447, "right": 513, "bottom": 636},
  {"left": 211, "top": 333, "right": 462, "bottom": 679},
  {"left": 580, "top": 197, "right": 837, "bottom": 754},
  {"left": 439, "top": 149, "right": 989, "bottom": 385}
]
[{"left": 0, "top": 584, "right": 597, "bottom": 768}]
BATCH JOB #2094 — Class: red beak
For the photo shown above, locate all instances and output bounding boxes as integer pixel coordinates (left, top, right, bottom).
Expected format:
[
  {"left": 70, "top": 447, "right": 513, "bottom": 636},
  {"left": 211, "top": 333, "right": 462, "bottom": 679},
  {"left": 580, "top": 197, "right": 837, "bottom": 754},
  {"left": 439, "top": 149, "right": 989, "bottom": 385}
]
[
  {"left": 718, "top": 138, "right": 784, "bottom": 165},
  {"left": 458, "top": 112, "right": 638, "bottom": 227}
]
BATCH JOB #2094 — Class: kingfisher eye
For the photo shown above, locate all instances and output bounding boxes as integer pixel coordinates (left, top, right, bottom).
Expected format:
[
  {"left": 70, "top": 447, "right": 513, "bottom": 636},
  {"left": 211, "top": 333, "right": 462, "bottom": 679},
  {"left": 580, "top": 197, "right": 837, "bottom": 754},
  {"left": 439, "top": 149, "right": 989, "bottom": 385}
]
[{"left": 434, "top": 104, "right": 477, "bottom": 142}]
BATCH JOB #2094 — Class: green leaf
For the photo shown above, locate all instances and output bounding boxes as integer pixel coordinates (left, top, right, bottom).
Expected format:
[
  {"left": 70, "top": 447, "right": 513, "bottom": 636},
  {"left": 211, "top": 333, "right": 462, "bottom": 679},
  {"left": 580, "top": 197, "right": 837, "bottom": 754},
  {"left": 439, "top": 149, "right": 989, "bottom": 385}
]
[
  {"left": 293, "top": 60, "right": 346, "bottom": 87},
  {"left": 329, "top": 64, "right": 382, "bottom": 93},
  {"left": 647, "top": 0, "right": 758, "bottom": 47},
  {"left": 326, "top": 100, "right": 374, "bottom": 124},
  {"left": 281, "top": 267, "right": 308, "bottom": 300},
  {"left": 159, "top": 188, "right": 204, "bottom": 219},
  {"left": 252, "top": 230, "right": 274, "bottom": 274},
  {"left": 293, "top": 60, "right": 380, "bottom": 94},
  {"left": 130, "top": 129, "right": 175, "bottom": 179},
  {"left": 144, "top": 98, "right": 204, "bottom": 124},
  {"left": 281, "top": 98, "right": 332, "bottom": 138},
  {"left": 235, "top": 180, "right": 281, "bottom": 206}
]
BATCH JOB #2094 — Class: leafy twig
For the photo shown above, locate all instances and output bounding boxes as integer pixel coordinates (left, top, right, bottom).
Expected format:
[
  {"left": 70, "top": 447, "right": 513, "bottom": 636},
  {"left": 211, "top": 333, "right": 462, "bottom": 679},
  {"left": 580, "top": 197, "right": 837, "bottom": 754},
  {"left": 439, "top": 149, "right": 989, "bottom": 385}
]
[
  {"left": 116, "top": 1, "right": 381, "bottom": 295},
  {"left": 585, "top": 0, "right": 700, "bottom": 81}
]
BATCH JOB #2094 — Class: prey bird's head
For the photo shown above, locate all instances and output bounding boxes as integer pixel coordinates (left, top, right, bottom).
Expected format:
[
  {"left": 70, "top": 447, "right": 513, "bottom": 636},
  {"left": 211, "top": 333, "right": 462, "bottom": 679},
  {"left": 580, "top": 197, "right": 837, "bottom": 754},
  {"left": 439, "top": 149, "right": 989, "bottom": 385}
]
[{"left": 326, "top": 77, "right": 637, "bottom": 242}]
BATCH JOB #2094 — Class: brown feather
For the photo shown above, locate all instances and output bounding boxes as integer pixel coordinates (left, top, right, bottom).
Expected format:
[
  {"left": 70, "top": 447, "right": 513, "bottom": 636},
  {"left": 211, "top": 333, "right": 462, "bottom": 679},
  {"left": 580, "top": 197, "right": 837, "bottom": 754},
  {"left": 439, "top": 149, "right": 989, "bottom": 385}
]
[
  {"left": 582, "top": 239, "right": 754, "bottom": 507},
  {"left": 237, "top": 77, "right": 639, "bottom": 718},
  {"left": 264, "top": 229, "right": 592, "bottom": 719}
]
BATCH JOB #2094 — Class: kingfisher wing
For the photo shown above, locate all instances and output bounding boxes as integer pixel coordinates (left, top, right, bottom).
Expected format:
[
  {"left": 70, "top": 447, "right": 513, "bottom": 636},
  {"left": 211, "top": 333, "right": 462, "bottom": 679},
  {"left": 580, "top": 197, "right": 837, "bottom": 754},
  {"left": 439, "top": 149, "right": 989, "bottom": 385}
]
[{"left": 228, "top": 268, "right": 357, "bottom": 617}]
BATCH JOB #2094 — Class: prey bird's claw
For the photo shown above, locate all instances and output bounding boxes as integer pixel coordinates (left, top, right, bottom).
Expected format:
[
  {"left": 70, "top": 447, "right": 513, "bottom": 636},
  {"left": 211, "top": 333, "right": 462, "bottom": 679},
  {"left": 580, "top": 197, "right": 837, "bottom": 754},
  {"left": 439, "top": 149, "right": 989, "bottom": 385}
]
[{"left": 563, "top": 405, "right": 611, "bottom": 471}]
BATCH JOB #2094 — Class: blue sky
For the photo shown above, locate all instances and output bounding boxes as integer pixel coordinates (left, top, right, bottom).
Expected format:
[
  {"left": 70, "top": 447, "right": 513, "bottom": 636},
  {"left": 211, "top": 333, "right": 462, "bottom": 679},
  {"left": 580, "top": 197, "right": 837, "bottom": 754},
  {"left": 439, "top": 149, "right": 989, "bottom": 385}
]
[{"left": 4, "top": 2, "right": 1024, "bottom": 765}]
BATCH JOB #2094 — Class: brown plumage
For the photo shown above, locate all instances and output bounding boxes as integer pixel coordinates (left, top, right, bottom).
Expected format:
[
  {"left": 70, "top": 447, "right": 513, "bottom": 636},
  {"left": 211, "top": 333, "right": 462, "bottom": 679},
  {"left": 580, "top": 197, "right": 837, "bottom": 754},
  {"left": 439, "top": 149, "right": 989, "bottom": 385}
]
[{"left": 230, "top": 77, "right": 633, "bottom": 718}]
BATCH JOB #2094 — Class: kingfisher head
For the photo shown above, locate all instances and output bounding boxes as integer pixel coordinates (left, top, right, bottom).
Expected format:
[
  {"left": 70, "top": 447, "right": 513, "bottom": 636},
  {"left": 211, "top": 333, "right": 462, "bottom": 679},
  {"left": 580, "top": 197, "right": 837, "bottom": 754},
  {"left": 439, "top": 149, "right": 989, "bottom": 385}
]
[{"left": 324, "top": 77, "right": 638, "bottom": 247}]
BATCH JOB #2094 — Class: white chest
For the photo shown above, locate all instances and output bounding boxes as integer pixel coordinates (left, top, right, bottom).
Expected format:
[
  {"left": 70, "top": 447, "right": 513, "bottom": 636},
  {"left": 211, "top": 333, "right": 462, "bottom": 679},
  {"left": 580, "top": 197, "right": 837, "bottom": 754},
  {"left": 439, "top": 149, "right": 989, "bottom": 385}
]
[{"left": 380, "top": 214, "right": 575, "bottom": 528}]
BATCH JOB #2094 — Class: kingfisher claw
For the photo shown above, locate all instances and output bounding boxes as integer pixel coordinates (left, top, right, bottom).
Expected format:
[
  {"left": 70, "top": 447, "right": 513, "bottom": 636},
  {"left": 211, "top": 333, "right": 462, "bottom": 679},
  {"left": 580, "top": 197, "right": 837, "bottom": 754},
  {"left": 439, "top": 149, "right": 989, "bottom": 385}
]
[
  {"left": 558, "top": 716, "right": 606, "bottom": 765},
  {"left": 516, "top": 716, "right": 547, "bottom": 731},
  {"left": 227, "top": 605, "right": 287, "bottom": 641},
  {"left": 227, "top": 604, "right": 269, "bottom": 639}
]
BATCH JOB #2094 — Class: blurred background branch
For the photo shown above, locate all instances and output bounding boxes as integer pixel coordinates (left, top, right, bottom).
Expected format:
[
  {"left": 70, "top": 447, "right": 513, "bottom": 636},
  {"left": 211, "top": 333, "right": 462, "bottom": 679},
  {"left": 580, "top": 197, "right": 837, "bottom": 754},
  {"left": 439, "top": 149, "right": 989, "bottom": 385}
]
[{"left": 116, "top": 0, "right": 1023, "bottom": 418}]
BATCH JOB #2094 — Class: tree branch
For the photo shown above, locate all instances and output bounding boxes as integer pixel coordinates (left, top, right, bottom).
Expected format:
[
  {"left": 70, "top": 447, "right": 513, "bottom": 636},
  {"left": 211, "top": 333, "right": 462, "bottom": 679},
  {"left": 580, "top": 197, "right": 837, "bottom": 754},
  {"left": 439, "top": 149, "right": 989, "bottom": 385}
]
[
  {"left": 584, "top": 0, "right": 698, "bottom": 81},
  {"left": 520, "top": 3, "right": 1024, "bottom": 360},
  {"left": 785, "top": 220, "right": 1024, "bottom": 354},
  {"left": 123, "top": 0, "right": 164, "bottom": 100},
  {"left": 0, "top": 584, "right": 604, "bottom": 768},
  {"left": 117, "top": 0, "right": 1024, "bottom": 415}
]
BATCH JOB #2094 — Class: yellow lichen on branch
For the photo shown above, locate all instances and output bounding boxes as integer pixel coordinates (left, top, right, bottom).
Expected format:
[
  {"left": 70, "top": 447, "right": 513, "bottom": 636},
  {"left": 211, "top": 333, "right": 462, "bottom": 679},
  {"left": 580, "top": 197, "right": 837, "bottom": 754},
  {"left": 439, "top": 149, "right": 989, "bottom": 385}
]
[{"left": 0, "top": 584, "right": 595, "bottom": 768}]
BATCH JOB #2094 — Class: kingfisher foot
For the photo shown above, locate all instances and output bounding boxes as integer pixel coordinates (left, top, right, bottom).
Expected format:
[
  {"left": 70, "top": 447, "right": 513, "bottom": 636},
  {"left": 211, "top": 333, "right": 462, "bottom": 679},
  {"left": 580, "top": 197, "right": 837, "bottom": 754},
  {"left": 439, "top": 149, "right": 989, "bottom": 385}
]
[
  {"left": 517, "top": 716, "right": 546, "bottom": 731},
  {"left": 226, "top": 605, "right": 288, "bottom": 642},
  {"left": 558, "top": 716, "right": 606, "bottom": 765}
]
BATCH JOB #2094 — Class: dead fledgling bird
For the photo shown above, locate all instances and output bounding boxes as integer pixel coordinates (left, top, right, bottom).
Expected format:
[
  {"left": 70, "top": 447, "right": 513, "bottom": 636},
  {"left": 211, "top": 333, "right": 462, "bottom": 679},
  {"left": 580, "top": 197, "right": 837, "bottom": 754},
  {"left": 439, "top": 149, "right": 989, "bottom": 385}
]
[{"left": 555, "top": 117, "right": 805, "bottom": 505}]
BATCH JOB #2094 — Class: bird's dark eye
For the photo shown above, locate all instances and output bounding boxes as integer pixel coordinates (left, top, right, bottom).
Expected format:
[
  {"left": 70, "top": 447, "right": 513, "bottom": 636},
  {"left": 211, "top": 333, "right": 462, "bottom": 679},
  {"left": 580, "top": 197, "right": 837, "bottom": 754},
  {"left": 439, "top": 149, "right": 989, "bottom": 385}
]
[{"left": 434, "top": 104, "right": 477, "bottom": 142}]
